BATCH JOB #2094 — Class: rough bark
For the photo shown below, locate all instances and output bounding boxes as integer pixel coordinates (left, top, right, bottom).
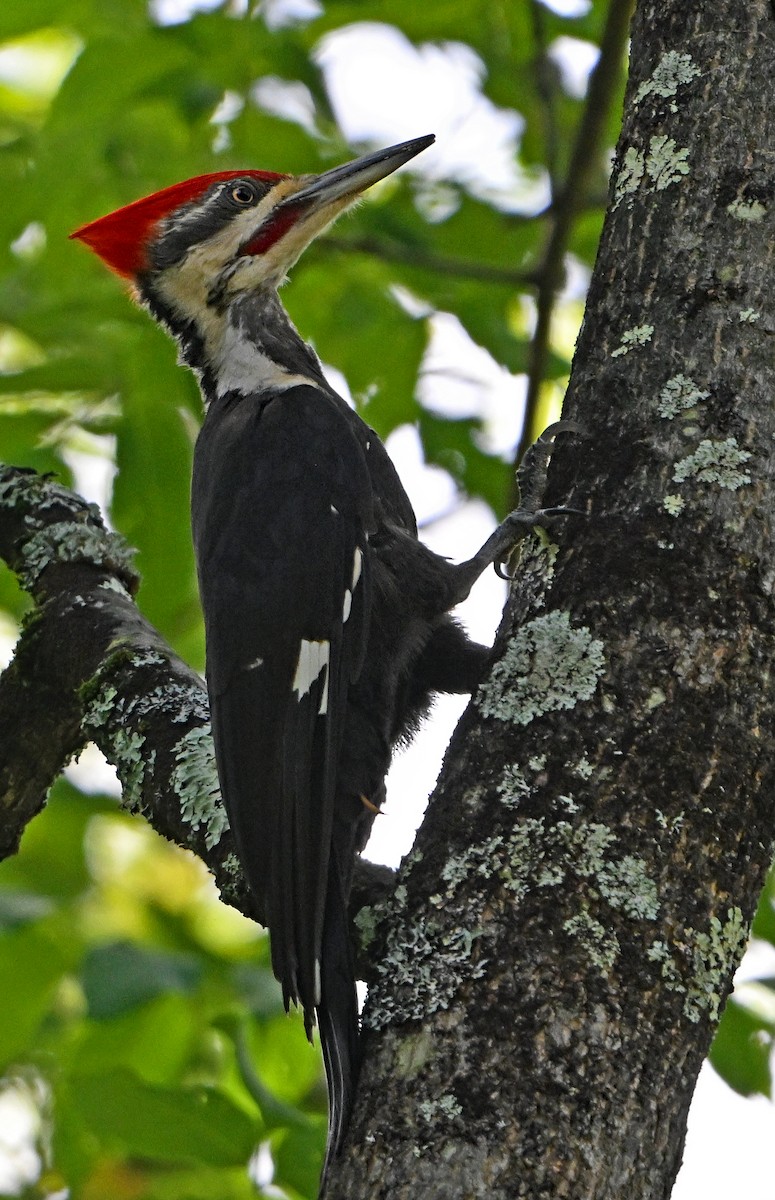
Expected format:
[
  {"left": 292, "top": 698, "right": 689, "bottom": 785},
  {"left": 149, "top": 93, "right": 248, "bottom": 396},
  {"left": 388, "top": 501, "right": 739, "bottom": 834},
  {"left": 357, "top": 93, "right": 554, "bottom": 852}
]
[{"left": 330, "top": 3, "right": 775, "bottom": 1198}]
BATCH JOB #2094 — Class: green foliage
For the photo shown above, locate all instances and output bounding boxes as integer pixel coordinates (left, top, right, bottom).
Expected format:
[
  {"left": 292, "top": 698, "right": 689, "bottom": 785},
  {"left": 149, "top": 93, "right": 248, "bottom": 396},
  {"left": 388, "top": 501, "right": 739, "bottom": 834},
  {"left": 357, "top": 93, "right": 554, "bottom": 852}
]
[{"left": 0, "top": 780, "right": 312, "bottom": 1196}]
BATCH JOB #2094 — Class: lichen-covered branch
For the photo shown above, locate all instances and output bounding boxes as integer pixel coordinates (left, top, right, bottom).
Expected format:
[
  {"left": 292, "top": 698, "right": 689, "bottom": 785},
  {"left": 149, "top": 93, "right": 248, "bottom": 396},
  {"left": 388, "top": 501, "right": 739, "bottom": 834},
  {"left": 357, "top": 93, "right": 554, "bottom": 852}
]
[
  {"left": 0, "top": 466, "right": 390, "bottom": 920},
  {"left": 0, "top": 465, "right": 241, "bottom": 892}
]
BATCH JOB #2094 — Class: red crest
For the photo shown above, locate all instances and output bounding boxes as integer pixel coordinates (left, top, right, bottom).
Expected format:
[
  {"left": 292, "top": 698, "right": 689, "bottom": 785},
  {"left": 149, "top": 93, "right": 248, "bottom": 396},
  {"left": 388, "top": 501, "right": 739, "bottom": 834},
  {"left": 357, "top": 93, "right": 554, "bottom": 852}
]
[{"left": 70, "top": 170, "right": 285, "bottom": 278}]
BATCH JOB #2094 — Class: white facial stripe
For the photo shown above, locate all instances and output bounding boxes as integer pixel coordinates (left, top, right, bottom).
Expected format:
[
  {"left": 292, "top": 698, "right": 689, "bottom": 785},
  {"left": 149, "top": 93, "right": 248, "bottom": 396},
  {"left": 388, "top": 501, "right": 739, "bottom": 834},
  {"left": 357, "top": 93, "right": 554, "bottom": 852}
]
[
  {"left": 342, "top": 589, "right": 352, "bottom": 623},
  {"left": 154, "top": 178, "right": 302, "bottom": 325},
  {"left": 293, "top": 638, "right": 330, "bottom": 700}
]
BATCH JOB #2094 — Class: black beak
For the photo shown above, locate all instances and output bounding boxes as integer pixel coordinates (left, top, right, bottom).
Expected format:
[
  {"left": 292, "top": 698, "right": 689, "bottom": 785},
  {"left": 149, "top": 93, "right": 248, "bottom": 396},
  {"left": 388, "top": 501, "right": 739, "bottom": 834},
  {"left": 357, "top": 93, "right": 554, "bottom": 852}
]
[{"left": 277, "top": 134, "right": 435, "bottom": 212}]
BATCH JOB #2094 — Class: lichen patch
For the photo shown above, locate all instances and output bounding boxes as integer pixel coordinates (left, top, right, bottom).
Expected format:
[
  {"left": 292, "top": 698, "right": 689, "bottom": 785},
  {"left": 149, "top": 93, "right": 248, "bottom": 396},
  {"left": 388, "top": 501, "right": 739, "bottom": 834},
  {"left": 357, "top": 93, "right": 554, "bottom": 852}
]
[{"left": 477, "top": 610, "right": 605, "bottom": 726}]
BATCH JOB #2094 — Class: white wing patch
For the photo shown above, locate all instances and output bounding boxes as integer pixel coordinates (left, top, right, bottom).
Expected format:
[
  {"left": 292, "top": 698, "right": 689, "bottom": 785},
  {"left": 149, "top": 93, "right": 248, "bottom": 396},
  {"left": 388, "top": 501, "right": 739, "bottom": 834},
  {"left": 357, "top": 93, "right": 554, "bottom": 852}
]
[
  {"left": 341, "top": 548, "right": 363, "bottom": 625},
  {"left": 293, "top": 638, "right": 330, "bottom": 714},
  {"left": 352, "top": 547, "right": 363, "bottom": 588}
]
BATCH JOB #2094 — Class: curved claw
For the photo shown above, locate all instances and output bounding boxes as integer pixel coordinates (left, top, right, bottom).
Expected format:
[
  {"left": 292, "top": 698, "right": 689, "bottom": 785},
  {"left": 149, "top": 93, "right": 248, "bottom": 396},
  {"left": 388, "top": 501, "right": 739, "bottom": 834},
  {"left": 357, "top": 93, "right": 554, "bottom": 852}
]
[
  {"left": 493, "top": 504, "right": 584, "bottom": 581},
  {"left": 535, "top": 505, "right": 586, "bottom": 519}
]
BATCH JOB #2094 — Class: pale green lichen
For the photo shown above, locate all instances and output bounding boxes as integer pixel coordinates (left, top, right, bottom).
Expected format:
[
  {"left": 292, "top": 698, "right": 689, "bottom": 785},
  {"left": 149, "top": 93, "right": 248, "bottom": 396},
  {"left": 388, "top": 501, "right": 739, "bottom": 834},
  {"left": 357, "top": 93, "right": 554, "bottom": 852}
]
[
  {"left": 367, "top": 779, "right": 660, "bottom": 1027},
  {"left": 83, "top": 683, "right": 119, "bottom": 729},
  {"left": 418, "top": 1095, "right": 462, "bottom": 1123},
  {"left": 528, "top": 754, "right": 547, "bottom": 772},
  {"left": 663, "top": 494, "right": 685, "bottom": 516},
  {"left": 355, "top": 905, "right": 378, "bottom": 951},
  {"left": 727, "top": 198, "right": 767, "bottom": 222},
  {"left": 477, "top": 610, "right": 605, "bottom": 726},
  {"left": 739, "top": 308, "right": 761, "bottom": 323},
  {"left": 364, "top": 917, "right": 489, "bottom": 1030},
  {"left": 130, "top": 681, "right": 209, "bottom": 726},
  {"left": 501, "top": 818, "right": 547, "bottom": 898},
  {"left": 131, "top": 649, "right": 165, "bottom": 668},
  {"left": 611, "top": 324, "right": 655, "bottom": 357},
  {"left": 645, "top": 135, "right": 690, "bottom": 190},
  {"left": 441, "top": 837, "right": 504, "bottom": 889},
  {"left": 634, "top": 51, "right": 700, "bottom": 107},
  {"left": 645, "top": 687, "right": 667, "bottom": 710},
  {"left": 655, "top": 810, "right": 684, "bottom": 834},
  {"left": 673, "top": 438, "right": 752, "bottom": 490},
  {"left": 563, "top": 910, "right": 620, "bottom": 970},
  {"left": 170, "top": 724, "right": 229, "bottom": 848},
  {"left": 597, "top": 853, "right": 660, "bottom": 920},
  {"left": 222, "top": 852, "right": 241, "bottom": 876},
  {"left": 648, "top": 909, "right": 748, "bottom": 1023},
  {"left": 614, "top": 137, "right": 690, "bottom": 206},
  {"left": 657, "top": 374, "right": 710, "bottom": 419},
  {"left": 684, "top": 908, "right": 748, "bottom": 1022},
  {"left": 647, "top": 938, "right": 683, "bottom": 987},
  {"left": 520, "top": 816, "right": 659, "bottom": 928},
  {"left": 111, "top": 729, "right": 150, "bottom": 812},
  {"left": 395, "top": 1029, "right": 434, "bottom": 1078},
  {"left": 19, "top": 522, "right": 135, "bottom": 590},
  {"left": 99, "top": 578, "right": 132, "bottom": 598},
  {"left": 81, "top": 679, "right": 151, "bottom": 812},
  {"left": 574, "top": 756, "right": 595, "bottom": 779},
  {"left": 613, "top": 146, "right": 645, "bottom": 208},
  {"left": 496, "top": 764, "right": 531, "bottom": 808}
]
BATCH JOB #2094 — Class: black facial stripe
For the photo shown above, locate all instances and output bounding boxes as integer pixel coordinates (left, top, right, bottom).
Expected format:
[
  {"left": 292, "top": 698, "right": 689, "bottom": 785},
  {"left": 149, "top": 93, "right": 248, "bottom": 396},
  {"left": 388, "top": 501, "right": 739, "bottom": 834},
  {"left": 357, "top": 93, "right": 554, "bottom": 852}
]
[{"left": 150, "top": 178, "right": 276, "bottom": 272}]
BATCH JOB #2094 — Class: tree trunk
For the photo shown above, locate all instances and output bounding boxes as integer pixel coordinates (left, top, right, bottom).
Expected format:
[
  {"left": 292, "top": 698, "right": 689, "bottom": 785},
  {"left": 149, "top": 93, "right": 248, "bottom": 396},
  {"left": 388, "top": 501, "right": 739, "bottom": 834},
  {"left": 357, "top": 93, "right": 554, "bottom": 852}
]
[{"left": 329, "top": 2, "right": 775, "bottom": 1196}]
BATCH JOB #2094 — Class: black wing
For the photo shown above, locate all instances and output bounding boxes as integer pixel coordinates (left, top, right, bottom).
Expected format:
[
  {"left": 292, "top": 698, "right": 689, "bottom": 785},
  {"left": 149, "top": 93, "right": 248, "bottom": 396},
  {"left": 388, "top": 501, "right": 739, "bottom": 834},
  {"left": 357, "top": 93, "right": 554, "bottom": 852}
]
[{"left": 191, "top": 383, "right": 373, "bottom": 1019}]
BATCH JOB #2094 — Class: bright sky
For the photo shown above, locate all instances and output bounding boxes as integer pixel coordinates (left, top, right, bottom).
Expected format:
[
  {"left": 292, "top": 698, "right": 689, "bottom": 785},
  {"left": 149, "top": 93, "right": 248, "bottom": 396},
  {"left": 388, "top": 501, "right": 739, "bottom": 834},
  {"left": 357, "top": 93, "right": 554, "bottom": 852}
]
[{"left": 1, "top": 3, "right": 774, "bottom": 1195}]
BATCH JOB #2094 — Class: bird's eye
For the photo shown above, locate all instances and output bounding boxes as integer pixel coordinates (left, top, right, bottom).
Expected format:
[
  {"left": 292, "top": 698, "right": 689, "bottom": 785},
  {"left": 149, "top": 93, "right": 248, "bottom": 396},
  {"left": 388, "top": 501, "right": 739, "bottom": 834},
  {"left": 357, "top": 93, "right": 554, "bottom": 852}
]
[{"left": 230, "top": 183, "right": 257, "bottom": 206}]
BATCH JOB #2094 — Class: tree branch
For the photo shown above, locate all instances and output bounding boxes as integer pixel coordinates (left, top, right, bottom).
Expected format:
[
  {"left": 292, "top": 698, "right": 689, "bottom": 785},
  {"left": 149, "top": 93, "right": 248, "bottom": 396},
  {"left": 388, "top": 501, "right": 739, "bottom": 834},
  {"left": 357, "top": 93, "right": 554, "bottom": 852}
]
[
  {"left": 0, "top": 466, "right": 394, "bottom": 926},
  {"left": 322, "top": 233, "right": 538, "bottom": 289},
  {"left": 513, "top": 0, "right": 635, "bottom": 484}
]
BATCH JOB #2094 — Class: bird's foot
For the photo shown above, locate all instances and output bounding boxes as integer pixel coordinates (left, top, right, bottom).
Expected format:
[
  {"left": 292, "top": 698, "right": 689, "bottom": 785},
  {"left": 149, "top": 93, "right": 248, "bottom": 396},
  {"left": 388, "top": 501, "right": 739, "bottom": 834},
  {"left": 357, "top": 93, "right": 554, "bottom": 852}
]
[
  {"left": 494, "top": 506, "right": 582, "bottom": 579},
  {"left": 516, "top": 419, "right": 584, "bottom": 513},
  {"left": 492, "top": 421, "right": 584, "bottom": 578}
]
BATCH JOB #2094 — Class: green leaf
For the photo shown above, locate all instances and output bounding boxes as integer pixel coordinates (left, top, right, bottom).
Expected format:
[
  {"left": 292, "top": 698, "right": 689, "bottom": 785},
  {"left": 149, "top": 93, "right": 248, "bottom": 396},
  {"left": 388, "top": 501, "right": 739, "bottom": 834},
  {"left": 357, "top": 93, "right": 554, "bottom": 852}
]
[
  {"left": 66, "top": 1067, "right": 258, "bottom": 1166},
  {"left": 710, "top": 996, "right": 773, "bottom": 1098},
  {"left": 82, "top": 940, "right": 203, "bottom": 1018},
  {"left": 68, "top": 992, "right": 197, "bottom": 1084},
  {"left": 0, "top": 779, "right": 112, "bottom": 900},
  {"left": 0, "top": 913, "right": 79, "bottom": 1065},
  {"left": 419, "top": 411, "right": 513, "bottom": 516},
  {"left": 273, "top": 1119, "right": 326, "bottom": 1197}
]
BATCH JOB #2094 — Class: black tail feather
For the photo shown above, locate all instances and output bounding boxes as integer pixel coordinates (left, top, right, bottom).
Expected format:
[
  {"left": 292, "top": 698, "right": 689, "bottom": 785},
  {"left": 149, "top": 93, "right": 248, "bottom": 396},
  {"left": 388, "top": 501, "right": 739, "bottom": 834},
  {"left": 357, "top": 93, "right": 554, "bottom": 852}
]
[{"left": 317, "top": 852, "right": 360, "bottom": 1192}]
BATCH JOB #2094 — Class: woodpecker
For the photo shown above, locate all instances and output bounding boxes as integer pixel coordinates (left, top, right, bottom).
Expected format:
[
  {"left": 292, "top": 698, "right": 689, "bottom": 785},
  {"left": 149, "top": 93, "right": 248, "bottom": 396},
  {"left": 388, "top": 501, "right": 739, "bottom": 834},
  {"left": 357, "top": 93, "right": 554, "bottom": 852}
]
[{"left": 72, "top": 136, "right": 569, "bottom": 1184}]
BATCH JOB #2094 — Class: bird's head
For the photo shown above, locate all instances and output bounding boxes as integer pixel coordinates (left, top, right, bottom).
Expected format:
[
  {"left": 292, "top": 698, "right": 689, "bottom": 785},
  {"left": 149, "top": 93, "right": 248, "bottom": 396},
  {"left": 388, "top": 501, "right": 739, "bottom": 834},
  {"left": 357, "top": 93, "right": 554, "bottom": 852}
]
[{"left": 71, "top": 134, "right": 434, "bottom": 324}]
